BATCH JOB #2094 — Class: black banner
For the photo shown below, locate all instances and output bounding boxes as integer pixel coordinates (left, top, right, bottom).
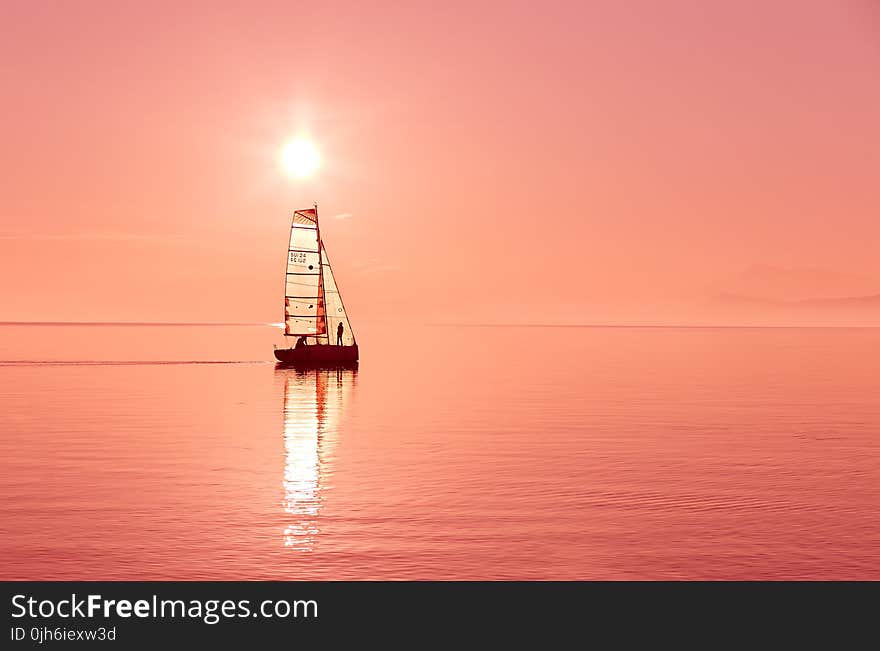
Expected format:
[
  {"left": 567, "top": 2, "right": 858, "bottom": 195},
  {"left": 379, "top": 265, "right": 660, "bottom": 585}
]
[{"left": 1, "top": 582, "right": 873, "bottom": 645}]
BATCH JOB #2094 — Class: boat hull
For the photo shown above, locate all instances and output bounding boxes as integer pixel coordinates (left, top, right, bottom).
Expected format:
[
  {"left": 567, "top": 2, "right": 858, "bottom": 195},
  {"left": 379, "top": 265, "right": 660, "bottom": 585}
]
[{"left": 274, "top": 344, "right": 359, "bottom": 367}]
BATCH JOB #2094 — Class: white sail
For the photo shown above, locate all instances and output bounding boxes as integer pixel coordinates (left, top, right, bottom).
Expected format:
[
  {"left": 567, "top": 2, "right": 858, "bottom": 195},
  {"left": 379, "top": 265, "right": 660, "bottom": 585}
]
[
  {"left": 284, "top": 209, "right": 327, "bottom": 338},
  {"left": 321, "top": 244, "right": 356, "bottom": 346}
]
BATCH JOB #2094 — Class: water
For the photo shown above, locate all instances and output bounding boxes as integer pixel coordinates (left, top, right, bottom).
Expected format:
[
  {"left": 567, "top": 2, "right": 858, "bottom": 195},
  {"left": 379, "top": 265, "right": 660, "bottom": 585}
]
[{"left": 1, "top": 323, "right": 878, "bottom": 579}]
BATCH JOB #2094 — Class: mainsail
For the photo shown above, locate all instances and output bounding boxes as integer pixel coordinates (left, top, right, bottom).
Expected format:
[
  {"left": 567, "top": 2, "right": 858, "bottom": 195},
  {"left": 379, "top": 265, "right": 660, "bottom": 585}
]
[
  {"left": 284, "top": 208, "right": 326, "bottom": 338},
  {"left": 283, "top": 207, "right": 355, "bottom": 346}
]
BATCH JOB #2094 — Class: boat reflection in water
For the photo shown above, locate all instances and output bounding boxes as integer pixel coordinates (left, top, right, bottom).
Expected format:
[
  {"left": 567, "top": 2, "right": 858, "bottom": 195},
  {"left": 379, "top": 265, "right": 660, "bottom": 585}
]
[{"left": 277, "top": 365, "right": 357, "bottom": 551}]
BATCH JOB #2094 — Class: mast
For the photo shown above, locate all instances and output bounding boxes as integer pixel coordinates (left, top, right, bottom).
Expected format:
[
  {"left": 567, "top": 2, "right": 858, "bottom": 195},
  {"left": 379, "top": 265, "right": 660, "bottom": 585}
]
[{"left": 314, "top": 203, "right": 330, "bottom": 340}]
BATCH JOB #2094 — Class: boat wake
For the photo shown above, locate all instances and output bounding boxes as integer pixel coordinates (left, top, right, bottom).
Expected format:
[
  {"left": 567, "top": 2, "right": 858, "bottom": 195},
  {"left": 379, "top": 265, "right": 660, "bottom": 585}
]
[{"left": 0, "top": 360, "right": 270, "bottom": 367}]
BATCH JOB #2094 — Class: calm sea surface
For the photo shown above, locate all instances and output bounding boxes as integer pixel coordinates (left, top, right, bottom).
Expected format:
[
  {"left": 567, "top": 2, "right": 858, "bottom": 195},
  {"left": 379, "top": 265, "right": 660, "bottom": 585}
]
[{"left": 1, "top": 323, "right": 878, "bottom": 579}]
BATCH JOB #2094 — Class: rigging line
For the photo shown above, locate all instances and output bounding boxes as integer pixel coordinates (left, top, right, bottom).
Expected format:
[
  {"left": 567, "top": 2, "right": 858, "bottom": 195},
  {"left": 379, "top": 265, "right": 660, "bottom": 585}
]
[{"left": 321, "top": 244, "right": 357, "bottom": 345}]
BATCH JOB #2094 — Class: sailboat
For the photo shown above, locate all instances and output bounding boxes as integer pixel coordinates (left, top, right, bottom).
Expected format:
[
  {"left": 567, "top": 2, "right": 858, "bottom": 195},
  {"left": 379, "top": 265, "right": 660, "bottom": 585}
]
[{"left": 274, "top": 206, "right": 359, "bottom": 366}]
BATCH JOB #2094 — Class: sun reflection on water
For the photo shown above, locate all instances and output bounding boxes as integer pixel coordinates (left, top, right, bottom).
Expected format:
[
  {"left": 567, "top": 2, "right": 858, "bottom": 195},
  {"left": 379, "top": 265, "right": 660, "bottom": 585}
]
[{"left": 278, "top": 367, "right": 357, "bottom": 551}]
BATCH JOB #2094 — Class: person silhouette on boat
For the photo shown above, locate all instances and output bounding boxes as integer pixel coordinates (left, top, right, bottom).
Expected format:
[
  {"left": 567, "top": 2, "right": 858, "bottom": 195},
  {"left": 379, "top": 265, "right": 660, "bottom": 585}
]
[
  {"left": 336, "top": 322, "right": 344, "bottom": 346},
  {"left": 295, "top": 335, "right": 308, "bottom": 349}
]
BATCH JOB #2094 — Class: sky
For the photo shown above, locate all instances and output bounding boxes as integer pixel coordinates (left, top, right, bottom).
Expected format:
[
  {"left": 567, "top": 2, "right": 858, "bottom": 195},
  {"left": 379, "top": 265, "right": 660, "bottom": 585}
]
[{"left": 1, "top": 0, "right": 879, "bottom": 324}]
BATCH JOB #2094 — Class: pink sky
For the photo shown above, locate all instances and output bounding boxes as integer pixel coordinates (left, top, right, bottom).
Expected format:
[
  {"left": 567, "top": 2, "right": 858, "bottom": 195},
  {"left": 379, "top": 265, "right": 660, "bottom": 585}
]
[{"left": 2, "top": 1, "right": 879, "bottom": 323}]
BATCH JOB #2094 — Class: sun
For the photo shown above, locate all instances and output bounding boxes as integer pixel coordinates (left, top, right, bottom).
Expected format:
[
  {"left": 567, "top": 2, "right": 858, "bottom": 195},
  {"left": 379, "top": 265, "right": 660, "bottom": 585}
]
[{"left": 280, "top": 138, "right": 320, "bottom": 178}]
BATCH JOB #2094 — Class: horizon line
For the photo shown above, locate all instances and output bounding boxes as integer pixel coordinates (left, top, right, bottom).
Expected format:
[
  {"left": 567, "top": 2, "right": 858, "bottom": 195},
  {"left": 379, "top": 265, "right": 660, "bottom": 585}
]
[
  {"left": 0, "top": 321, "right": 270, "bottom": 327},
  {"left": 428, "top": 323, "right": 880, "bottom": 329},
  {"left": 1, "top": 320, "right": 879, "bottom": 330}
]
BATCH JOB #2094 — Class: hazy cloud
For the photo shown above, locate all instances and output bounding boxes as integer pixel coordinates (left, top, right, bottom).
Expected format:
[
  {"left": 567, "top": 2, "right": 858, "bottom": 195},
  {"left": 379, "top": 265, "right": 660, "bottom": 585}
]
[{"left": 355, "top": 257, "right": 399, "bottom": 274}]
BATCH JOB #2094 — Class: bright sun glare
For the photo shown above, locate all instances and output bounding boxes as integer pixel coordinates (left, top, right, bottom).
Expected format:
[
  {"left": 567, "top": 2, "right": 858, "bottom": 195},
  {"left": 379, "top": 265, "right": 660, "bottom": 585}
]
[{"left": 281, "top": 138, "right": 320, "bottom": 179}]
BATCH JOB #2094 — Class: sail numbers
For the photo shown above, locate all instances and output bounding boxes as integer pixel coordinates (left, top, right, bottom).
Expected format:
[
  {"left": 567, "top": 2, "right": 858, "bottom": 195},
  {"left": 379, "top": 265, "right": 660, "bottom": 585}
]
[{"left": 289, "top": 252, "right": 308, "bottom": 264}]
